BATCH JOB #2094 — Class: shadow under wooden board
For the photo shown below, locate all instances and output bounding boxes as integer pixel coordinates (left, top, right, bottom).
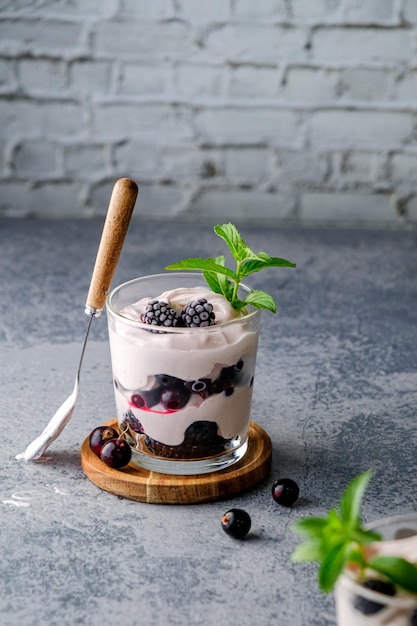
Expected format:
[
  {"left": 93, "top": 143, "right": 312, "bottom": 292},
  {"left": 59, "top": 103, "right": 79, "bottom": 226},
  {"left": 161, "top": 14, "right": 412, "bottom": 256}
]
[{"left": 81, "top": 419, "right": 272, "bottom": 504}]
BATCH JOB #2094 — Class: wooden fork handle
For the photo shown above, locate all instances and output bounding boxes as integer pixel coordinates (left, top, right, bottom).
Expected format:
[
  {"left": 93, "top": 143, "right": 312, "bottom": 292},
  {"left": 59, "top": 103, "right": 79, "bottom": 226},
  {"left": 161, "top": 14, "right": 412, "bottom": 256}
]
[{"left": 85, "top": 178, "right": 138, "bottom": 313}]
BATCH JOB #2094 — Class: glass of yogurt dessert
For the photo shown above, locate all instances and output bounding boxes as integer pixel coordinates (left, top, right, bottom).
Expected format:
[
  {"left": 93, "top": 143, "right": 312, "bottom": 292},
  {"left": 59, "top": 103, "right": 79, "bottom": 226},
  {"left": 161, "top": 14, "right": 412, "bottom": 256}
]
[
  {"left": 106, "top": 272, "right": 261, "bottom": 474},
  {"left": 335, "top": 513, "right": 417, "bottom": 626},
  {"left": 105, "top": 223, "right": 296, "bottom": 475}
]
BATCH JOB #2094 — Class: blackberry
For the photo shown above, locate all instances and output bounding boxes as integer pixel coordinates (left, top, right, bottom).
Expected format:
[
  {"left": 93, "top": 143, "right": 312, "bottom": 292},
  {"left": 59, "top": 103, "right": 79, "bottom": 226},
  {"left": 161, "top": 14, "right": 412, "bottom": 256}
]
[
  {"left": 185, "top": 421, "right": 223, "bottom": 450},
  {"left": 122, "top": 410, "right": 144, "bottom": 433},
  {"left": 180, "top": 298, "right": 215, "bottom": 328},
  {"left": 145, "top": 420, "right": 228, "bottom": 459},
  {"left": 140, "top": 299, "right": 181, "bottom": 331},
  {"left": 353, "top": 579, "right": 396, "bottom": 615}
]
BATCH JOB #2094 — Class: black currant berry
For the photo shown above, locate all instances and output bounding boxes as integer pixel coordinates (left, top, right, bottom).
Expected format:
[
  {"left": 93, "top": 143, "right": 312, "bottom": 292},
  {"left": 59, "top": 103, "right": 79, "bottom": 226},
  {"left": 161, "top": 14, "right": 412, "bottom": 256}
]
[
  {"left": 99, "top": 439, "right": 132, "bottom": 469},
  {"left": 160, "top": 387, "right": 190, "bottom": 411},
  {"left": 89, "top": 426, "right": 119, "bottom": 456},
  {"left": 131, "top": 393, "right": 145, "bottom": 408},
  {"left": 272, "top": 478, "right": 300, "bottom": 507},
  {"left": 353, "top": 579, "right": 396, "bottom": 615},
  {"left": 221, "top": 508, "right": 251, "bottom": 539}
]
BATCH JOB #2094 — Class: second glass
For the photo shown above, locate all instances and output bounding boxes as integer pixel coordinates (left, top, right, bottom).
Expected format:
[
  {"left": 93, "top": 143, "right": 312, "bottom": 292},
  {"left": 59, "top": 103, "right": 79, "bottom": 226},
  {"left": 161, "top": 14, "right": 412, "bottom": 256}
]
[{"left": 335, "top": 513, "right": 417, "bottom": 626}]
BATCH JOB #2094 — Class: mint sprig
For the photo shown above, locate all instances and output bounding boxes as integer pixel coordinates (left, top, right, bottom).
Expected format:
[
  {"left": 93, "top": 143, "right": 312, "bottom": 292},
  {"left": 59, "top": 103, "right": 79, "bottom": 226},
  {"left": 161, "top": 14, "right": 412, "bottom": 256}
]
[
  {"left": 165, "top": 223, "right": 296, "bottom": 312},
  {"left": 291, "top": 470, "right": 417, "bottom": 595}
]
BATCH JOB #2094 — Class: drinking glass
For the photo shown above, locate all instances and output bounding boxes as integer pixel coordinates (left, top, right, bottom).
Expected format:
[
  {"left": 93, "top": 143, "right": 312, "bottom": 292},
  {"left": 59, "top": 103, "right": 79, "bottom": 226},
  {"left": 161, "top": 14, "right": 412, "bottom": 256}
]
[
  {"left": 106, "top": 272, "right": 261, "bottom": 475},
  {"left": 335, "top": 513, "right": 417, "bottom": 626}
]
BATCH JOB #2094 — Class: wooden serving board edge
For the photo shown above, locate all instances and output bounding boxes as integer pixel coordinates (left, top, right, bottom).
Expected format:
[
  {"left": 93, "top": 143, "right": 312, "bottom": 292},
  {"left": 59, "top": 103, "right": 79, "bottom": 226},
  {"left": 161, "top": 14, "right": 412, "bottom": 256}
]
[{"left": 81, "top": 419, "right": 272, "bottom": 504}]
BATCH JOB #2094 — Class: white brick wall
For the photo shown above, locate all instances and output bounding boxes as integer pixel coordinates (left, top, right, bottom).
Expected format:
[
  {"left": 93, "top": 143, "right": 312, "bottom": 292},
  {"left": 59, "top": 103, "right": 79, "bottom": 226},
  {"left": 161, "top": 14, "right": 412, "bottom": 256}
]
[{"left": 0, "top": 0, "right": 417, "bottom": 226}]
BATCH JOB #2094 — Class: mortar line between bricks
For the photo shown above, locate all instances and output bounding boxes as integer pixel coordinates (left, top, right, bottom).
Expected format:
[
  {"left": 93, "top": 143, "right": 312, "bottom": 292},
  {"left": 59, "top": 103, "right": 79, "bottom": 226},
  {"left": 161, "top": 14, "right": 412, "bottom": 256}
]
[{"left": 18, "top": 95, "right": 413, "bottom": 114}]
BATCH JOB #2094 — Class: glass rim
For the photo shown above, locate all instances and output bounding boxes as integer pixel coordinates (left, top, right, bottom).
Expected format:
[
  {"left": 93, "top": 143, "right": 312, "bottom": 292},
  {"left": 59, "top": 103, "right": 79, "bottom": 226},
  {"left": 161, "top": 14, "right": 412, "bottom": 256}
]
[
  {"left": 338, "top": 512, "right": 417, "bottom": 609},
  {"left": 364, "top": 511, "right": 417, "bottom": 532},
  {"left": 106, "top": 272, "right": 261, "bottom": 333}
]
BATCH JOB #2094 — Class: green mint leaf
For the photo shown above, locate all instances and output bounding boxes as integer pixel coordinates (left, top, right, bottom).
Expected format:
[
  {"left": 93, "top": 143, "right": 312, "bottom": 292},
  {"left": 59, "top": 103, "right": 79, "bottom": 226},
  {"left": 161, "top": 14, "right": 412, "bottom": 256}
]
[
  {"left": 241, "top": 289, "right": 276, "bottom": 313},
  {"left": 166, "top": 223, "right": 295, "bottom": 312},
  {"left": 207, "top": 254, "right": 225, "bottom": 269},
  {"left": 339, "top": 470, "right": 374, "bottom": 527},
  {"left": 349, "top": 528, "right": 382, "bottom": 545},
  {"left": 291, "top": 540, "right": 322, "bottom": 563},
  {"left": 202, "top": 255, "right": 227, "bottom": 296},
  {"left": 291, "top": 470, "right": 377, "bottom": 594},
  {"left": 292, "top": 517, "right": 329, "bottom": 540},
  {"left": 213, "top": 223, "right": 253, "bottom": 262},
  {"left": 202, "top": 271, "right": 223, "bottom": 296},
  {"left": 165, "top": 257, "right": 235, "bottom": 279},
  {"left": 346, "top": 544, "right": 367, "bottom": 569},
  {"left": 240, "top": 256, "right": 296, "bottom": 278},
  {"left": 319, "top": 542, "right": 349, "bottom": 593},
  {"left": 231, "top": 298, "right": 250, "bottom": 311},
  {"left": 326, "top": 508, "right": 343, "bottom": 529},
  {"left": 292, "top": 469, "right": 417, "bottom": 596},
  {"left": 204, "top": 256, "right": 235, "bottom": 302},
  {"left": 368, "top": 556, "right": 417, "bottom": 595},
  {"left": 216, "top": 272, "right": 236, "bottom": 303}
]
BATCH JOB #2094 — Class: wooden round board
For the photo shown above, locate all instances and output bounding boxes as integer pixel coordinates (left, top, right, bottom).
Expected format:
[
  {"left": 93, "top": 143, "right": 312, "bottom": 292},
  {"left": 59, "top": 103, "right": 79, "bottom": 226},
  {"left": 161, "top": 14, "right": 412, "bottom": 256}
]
[{"left": 81, "top": 419, "right": 272, "bottom": 504}]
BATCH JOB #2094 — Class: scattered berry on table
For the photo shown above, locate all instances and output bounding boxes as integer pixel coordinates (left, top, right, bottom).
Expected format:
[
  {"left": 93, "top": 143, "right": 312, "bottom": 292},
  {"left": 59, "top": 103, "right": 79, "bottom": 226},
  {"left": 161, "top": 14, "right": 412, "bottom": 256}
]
[
  {"left": 140, "top": 299, "right": 181, "bottom": 331},
  {"left": 99, "top": 438, "right": 132, "bottom": 469},
  {"left": 221, "top": 508, "right": 251, "bottom": 539},
  {"left": 180, "top": 298, "right": 215, "bottom": 328},
  {"left": 89, "top": 425, "right": 119, "bottom": 456},
  {"left": 353, "top": 579, "right": 396, "bottom": 615},
  {"left": 272, "top": 478, "right": 300, "bottom": 507}
]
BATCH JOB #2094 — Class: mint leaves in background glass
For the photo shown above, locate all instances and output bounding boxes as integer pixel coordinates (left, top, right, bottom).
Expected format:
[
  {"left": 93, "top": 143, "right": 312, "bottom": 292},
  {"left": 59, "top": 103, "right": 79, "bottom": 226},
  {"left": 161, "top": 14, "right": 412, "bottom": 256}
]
[
  {"left": 165, "top": 223, "right": 296, "bottom": 313},
  {"left": 291, "top": 470, "right": 417, "bottom": 595}
]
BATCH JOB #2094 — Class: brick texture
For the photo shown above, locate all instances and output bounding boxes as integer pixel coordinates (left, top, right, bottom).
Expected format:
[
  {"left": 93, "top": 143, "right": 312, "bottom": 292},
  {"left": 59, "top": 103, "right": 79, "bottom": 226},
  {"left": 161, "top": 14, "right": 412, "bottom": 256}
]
[{"left": 0, "top": 0, "right": 416, "bottom": 225}]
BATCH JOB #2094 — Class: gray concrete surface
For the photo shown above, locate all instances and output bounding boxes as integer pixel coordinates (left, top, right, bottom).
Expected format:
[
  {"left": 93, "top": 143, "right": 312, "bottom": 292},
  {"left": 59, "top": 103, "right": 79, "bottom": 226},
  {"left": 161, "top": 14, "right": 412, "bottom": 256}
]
[{"left": 1, "top": 219, "right": 417, "bottom": 626}]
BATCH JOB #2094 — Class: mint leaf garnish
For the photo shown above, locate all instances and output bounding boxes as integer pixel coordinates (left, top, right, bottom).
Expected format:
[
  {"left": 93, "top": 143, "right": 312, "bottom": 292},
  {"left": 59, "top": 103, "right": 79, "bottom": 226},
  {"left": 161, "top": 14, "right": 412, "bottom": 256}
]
[
  {"left": 241, "top": 289, "right": 277, "bottom": 313},
  {"left": 339, "top": 469, "right": 373, "bottom": 527},
  {"left": 165, "top": 257, "right": 235, "bottom": 279},
  {"left": 368, "top": 556, "right": 417, "bottom": 595},
  {"left": 291, "top": 470, "right": 417, "bottom": 595},
  {"left": 165, "top": 223, "right": 296, "bottom": 312},
  {"left": 319, "top": 542, "right": 349, "bottom": 593}
]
